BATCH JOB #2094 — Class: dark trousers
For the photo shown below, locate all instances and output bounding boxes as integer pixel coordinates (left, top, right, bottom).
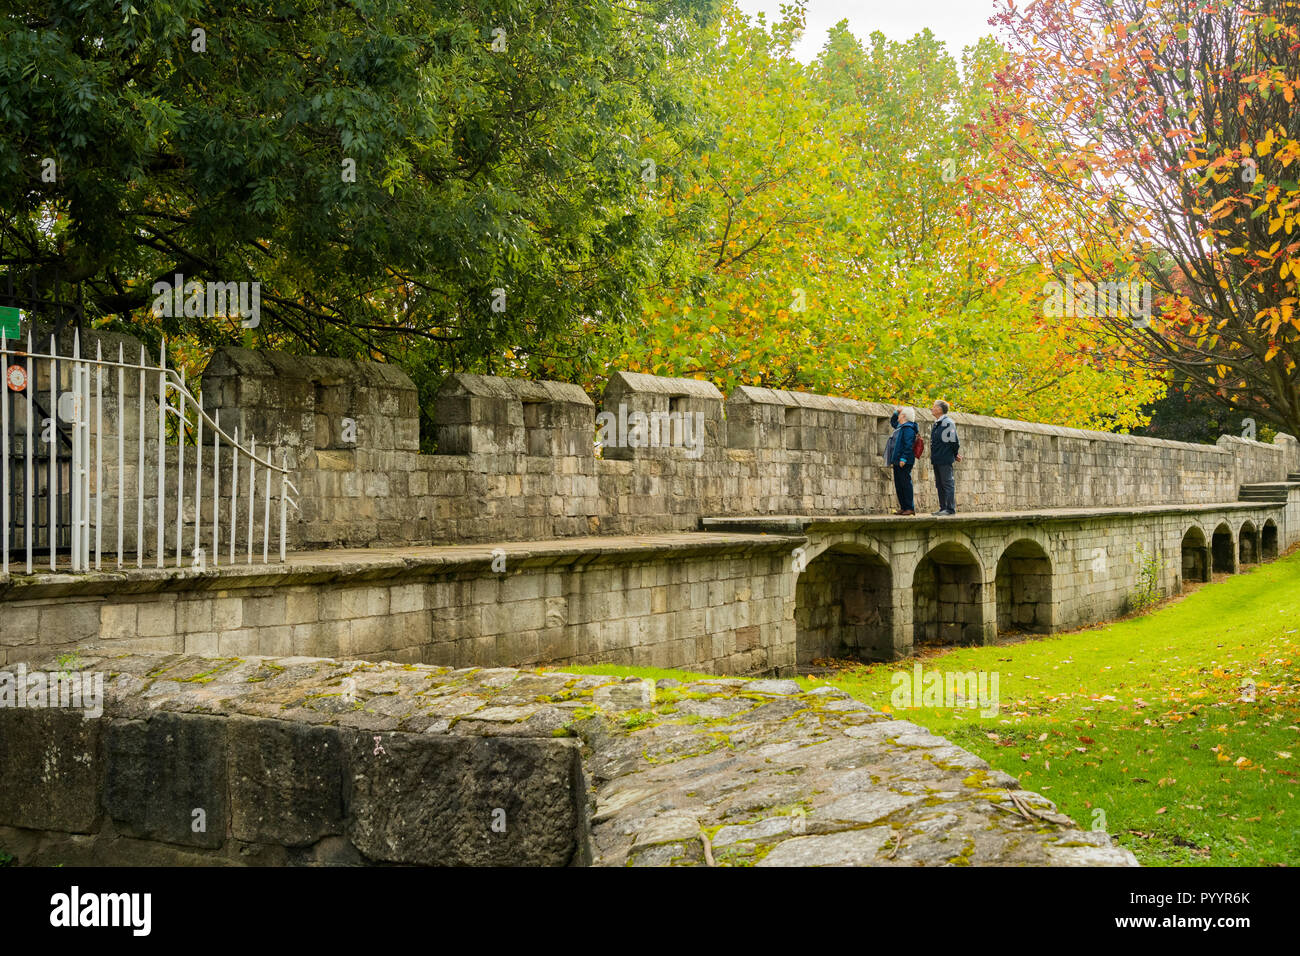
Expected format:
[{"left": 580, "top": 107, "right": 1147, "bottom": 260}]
[
  {"left": 933, "top": 461, "right": 956, "bottom": 512},
  {"left": 893, "top": 462, "right": 915, "bottom": 512}
]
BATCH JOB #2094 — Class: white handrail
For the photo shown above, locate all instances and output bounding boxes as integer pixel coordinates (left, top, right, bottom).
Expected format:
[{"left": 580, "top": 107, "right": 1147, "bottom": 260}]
[{"left": 0, "top": 332, "right": 297, "bottom": 573}]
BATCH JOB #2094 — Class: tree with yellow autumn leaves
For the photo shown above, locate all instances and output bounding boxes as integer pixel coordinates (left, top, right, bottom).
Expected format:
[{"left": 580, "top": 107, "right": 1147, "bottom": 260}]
[{"left": 572, "top": 2, "right": 1164, "bottom": 430}]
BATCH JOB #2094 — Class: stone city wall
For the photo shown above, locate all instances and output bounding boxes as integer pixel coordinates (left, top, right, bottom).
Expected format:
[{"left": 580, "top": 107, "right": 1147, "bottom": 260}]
[
  {"left": 200, "top": 344, "right": 1300, "bottom": 549},
  {"left": 21, "top": 329, "right": 1296, "bottom": 556}
]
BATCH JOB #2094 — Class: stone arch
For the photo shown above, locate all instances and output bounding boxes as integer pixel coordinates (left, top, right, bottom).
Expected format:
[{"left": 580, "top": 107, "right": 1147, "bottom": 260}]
[
  {"left": 995, "top": 539, "right": 1054, "bottom": 635},
  {"left": 794, "top": 542, "right": 893, "bottom": 665},
  {"left": 1180, "top": 525, "right": 1210, "bottom": 586},
  {"left": 1263, "top": 519, "right": 1279, "bottom": 561},
  {"left": 1238, "top": 520, "right": 1260, "bottom": 566},
  {"left": 895, "top": 528, "right": 986, "bottom": 585},
  {"left": 794, "top": 531, "right": 889, "bottom": 570},
  {"left": 911, "top": 540, "right": 987, "bottom": 647},
  {"left": 1211, "top": 521, "right": 1236, "bottom": 574}
]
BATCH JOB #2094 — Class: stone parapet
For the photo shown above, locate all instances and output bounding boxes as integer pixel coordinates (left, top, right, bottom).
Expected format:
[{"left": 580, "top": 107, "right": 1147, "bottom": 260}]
[{"left": 195, "top": 348, "right": 1298, "bottom": 548}]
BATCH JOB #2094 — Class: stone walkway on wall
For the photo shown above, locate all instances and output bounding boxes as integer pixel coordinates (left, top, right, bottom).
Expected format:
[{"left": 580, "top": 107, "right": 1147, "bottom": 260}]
[
  {"left": 12, "top": 652, "right": 1136, "bottom": 867},
  {"left": 4, "top": 496, "right": 1275, "bottom": 588},
  {"left": 0, "top": 532, "right": 797, "bottom": 590}
]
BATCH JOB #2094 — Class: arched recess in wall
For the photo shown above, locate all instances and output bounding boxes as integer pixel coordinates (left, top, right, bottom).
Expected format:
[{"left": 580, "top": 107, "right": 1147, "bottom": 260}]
[
  {"left": 1263, "top": 520, "right": 1280, "bottom": 561},
  {"left": 1180, "top": 526, "right": 1210, "bottom": 587},
  {"left": 995, "top": 539, "right": 1053, "bottom": 635},
  {"left": 912, "top": 541, "right": 985, "bottom": 647},
  {"left": 1211, "top": 522, "right": 1236, "bottom": 574},
  {"left": 1239, "top": 521, "right": 1260, "bottom": 566},
  {"left": 794, "top": 543, "right": 893, "bottom": 666}
]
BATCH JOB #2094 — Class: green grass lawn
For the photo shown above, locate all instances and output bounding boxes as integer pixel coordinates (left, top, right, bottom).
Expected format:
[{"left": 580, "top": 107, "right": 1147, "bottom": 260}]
[{"left": 559, "top": 550, "right": 1300, "bottom": 866}]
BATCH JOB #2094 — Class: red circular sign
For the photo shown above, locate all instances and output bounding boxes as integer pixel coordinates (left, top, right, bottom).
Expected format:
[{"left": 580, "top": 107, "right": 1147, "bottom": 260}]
[{"left": 6, "top": 364, "right": 26, "bottom": 392}]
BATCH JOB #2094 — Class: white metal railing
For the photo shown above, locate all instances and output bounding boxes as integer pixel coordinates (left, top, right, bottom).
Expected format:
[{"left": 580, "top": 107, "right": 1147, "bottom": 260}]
[{"left": 0, "top": 329, "right": 298, "bottom": 574}]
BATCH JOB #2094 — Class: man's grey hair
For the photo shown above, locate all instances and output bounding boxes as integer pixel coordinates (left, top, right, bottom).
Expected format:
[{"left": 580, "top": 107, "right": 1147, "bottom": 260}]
[
  {"left": 933, "top": 400, "right": 950, "bottom": 415},
  {"left": 897, "top": 406, "right": 915, "bottom": 423}
]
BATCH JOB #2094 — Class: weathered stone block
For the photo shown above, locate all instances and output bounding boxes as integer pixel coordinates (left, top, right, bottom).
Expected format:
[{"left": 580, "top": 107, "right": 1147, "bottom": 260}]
[
  {"left": 344, "top": 731, "right": 587, "bottom": 866},
  {"left": 0, "top": 708, "right": 100, "bottom": 832},
  {"left": 104, "top": 713, "right": 227, "bottom": 849},
  {"left": 389, "top": 584, "right": 426, "bottom": 614},
  {"left": 213, "top": 597, "right": 242, "bottom": 631},
  {"left": 184, "top": 632, "right": 219, "bottom": 656},
  {"left": 218, "top": 629, "right": 259, "bottom": 656},
  {"left": 40, "top": 602, "right": 100, "bottom": 643},
  {"left": 229, "top": 717, "right": 345, "bottom": 846},
  {"left": 0, "top": 605, "right": 41, "bottom": 646},
  {"left": 257, "top": 626, "right": 294, "bottom": 657},
  {"left": 341, "top": 587, "right": 388, "bottom": 620},
  {"left": 177, "top": 598, "right": 214, "bottom": 633},
  {"left": 594, "top": 678, "right": 654, "bottom": 711}
]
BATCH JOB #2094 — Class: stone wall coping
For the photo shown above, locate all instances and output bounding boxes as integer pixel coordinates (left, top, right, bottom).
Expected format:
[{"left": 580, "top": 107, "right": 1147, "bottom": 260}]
[
  {"left": 729, "top": 385, "right": 896, "bottom": 417},
  {"left": 0, "top": 532, "right": 805, "bottom": 600},
  {"left": 438, "top": 372, "right": 592, "bottom": 406},
  {"left": 203, "top": 346, "right": 416, "bottom": 390},
  {"left": 1216, "top": 433, "right": 1289, "bottom": 449},
  {"left": 604, "top": 370, "right": 724, "bottom": 401},
  {"left": 25, "top": 652, "right": 611, "bottom": 738},
  {"left": 729, "top": 384, "right": 1287, "bottom": 456}
]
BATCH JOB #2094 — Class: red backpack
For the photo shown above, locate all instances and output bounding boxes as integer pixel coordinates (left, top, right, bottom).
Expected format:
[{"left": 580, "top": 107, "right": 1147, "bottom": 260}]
[{"left": 913, "top": 434, "right": 925, "bottom": 459}]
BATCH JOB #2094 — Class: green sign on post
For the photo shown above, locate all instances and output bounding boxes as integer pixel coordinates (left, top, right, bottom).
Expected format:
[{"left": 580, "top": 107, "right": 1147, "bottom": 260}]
[{"left": 0, "top": 306, "right": 21, "bottom": 341}]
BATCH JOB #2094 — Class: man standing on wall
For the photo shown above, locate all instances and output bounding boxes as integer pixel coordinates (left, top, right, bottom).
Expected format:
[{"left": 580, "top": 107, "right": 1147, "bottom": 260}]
[
  {"left": 930, "top": 400, "right": 962, "bottom": 515},
  {"left": 889, "top": 407, "right": 919, "bottom": 516}
]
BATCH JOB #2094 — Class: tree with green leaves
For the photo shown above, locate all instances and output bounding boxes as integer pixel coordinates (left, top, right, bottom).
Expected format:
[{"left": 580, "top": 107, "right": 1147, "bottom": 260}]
[{"left": 1, "top": 0, "right": 718, "bottom": 428}]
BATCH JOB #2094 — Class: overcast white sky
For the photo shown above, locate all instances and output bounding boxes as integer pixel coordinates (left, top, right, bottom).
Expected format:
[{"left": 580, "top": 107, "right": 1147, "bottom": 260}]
[{"left": 733, "top": 0, "right": 1005, "bottom": 63}]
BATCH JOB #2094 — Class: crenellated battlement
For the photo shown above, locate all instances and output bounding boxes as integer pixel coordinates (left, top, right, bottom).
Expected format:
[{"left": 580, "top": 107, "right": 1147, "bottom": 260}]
[{"left": 196, "top": 345, "right": 1300, "bottom": 549}]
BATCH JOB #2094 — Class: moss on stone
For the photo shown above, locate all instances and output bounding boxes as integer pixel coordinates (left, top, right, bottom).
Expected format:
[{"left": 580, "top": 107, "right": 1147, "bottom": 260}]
[
  {"left": 245, "top": 661, "right": 285, "bottom": 683},
  {"left": 179, "top": 664, "right": 230, "bottom": 684},
  {"left": 621, "top": 710, "right": 655, "bottom": 730}
]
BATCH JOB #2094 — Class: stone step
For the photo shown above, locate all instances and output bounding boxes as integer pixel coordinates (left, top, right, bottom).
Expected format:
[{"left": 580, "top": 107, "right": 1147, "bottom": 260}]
[{"left": 1239, "top": 483, "right": 1290, "bottom": 501}]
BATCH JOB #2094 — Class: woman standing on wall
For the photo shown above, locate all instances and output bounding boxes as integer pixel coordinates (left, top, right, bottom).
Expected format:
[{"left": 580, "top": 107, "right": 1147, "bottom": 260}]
[{"left": 887, "top": 407, "right": 919, "bottom": 516}]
